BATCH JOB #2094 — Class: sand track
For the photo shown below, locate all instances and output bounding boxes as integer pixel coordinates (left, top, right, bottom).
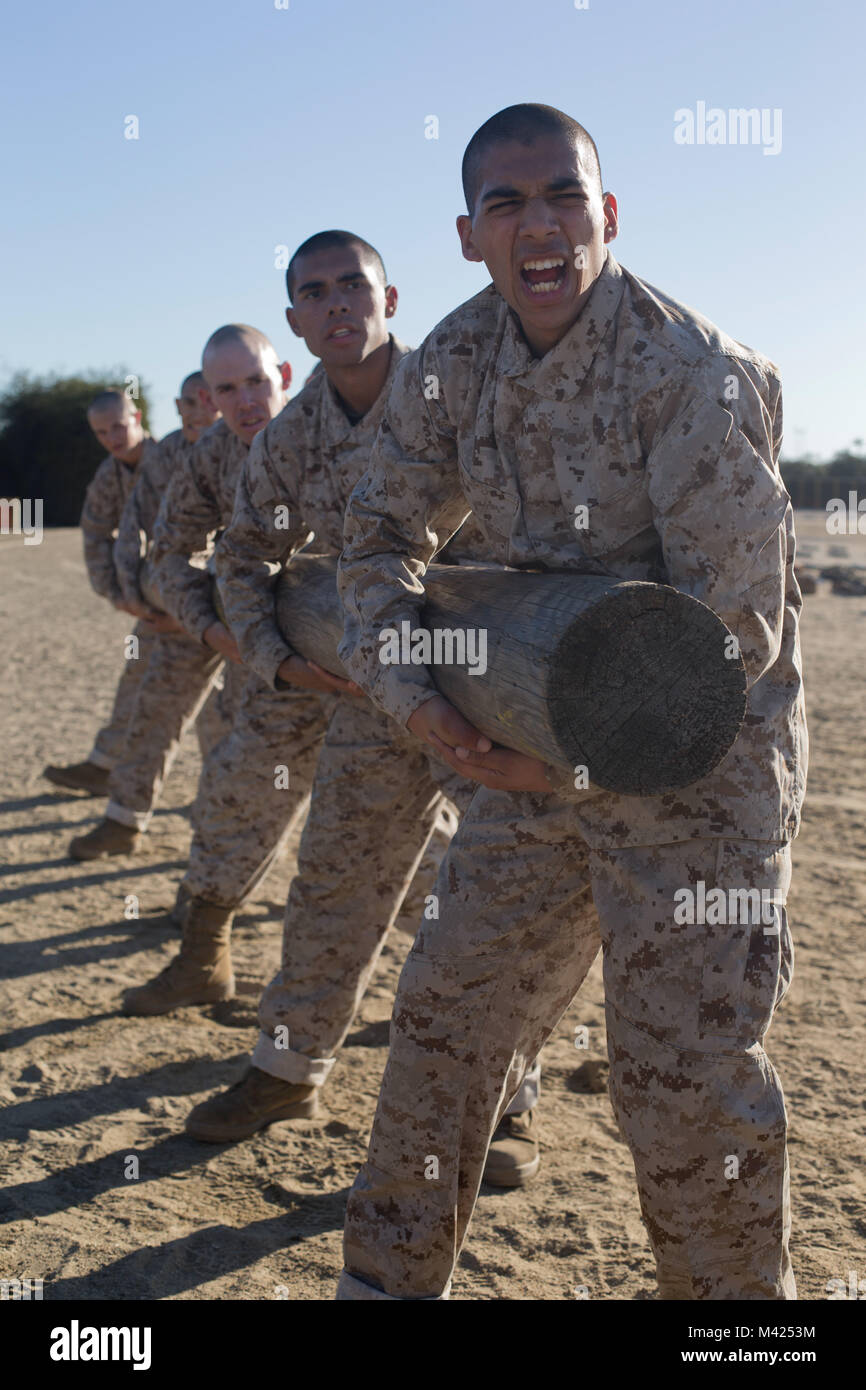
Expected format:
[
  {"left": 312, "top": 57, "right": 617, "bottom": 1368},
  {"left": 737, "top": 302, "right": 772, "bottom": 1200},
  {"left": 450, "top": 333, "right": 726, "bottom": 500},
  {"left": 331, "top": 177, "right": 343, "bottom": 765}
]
[{"left": 0, "top": 516, "right": 863, "bottom": 1300}]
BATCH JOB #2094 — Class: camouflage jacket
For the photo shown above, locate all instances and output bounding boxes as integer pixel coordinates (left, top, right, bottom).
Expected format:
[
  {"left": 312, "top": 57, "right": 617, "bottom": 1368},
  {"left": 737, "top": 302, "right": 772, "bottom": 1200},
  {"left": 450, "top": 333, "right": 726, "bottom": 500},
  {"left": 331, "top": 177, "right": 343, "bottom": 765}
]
[
  {"left": 149, "top": 419, "right": 248, "bottom": 641},
  {"left": 80, "top": 437, "right": 159, "bottom": 602},
  {"left": 114, "top": 429, "right": 193, "bottom": 604},
  {"left": 215, "top": 337, "right": 411, "bottom": 687},
  {"left": 337, "top": 252, "right": 807, "bottom": 850}
]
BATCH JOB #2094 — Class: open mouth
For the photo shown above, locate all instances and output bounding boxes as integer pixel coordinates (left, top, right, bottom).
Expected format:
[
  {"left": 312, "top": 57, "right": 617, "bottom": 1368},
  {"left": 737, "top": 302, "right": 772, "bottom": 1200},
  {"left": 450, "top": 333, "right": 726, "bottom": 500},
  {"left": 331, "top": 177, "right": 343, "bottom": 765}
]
[
  {"left": 520, "top": 257, "right": 568, "bottom": 296},
  {"left": 329, "top": 326, "right": 357, "bottom": 341}
]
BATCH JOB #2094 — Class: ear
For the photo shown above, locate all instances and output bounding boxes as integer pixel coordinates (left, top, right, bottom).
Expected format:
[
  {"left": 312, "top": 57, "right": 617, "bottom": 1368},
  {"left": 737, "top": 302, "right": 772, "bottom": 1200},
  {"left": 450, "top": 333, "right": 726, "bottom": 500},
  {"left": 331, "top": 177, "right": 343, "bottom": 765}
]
[
  {"left": 279, "top": 361, "right": 293, "bottom": 391},
  {"left": 456, "top": 214, "right": 484, "bottom": 264},
  {"left": 383, "top": 284, "right": 398, "bottom": 319},
  {"left": 197, "top": 385, "right": 212, "bottom": 408},
  {"left": 285, "top": 306, "right": 305, "bottom": 339},
  {"left": 133, "top": 409, "right": 143, "bottom": 426},
  {"left": 174, "top": 397, "right": 183, "bottom": 415},
  {"left": 602, "top": 192, "right": 619, "bottom": 244}
]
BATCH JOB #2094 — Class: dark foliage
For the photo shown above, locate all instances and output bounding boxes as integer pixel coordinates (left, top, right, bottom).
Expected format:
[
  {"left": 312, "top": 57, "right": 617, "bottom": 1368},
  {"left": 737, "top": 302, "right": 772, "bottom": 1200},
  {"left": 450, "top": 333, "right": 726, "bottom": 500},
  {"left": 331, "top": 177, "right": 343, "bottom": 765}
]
[{"left": 0, "top": 371, "right": 151, "bottom": 526}]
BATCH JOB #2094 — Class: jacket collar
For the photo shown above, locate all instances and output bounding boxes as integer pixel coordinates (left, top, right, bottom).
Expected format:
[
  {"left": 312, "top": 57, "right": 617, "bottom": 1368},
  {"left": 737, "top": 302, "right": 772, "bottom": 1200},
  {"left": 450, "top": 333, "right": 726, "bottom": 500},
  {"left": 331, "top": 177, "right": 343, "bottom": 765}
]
[
  {"left": 319, "top": 334, "right": 410, "bottom": 444},
  {"left": 113, "top": 432, "right": 153, "bottom": 471},
  {"left": 497, "top": 251, "right": 625, "bottom": 399}
]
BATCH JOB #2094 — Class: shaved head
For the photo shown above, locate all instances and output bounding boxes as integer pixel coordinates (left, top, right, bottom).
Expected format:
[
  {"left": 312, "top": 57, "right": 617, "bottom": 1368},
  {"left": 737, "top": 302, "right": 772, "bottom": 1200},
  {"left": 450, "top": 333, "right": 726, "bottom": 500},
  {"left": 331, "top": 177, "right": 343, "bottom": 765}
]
[
  {"left": 176, "top": 369, "right": 219, "bottom": 442},
  {"left": 286, "top": 231, "right": 386, "bottom": 303},
  {"left": 462, "top": 104, "right": 602, "bottom": 215},
  {"left": 202, "top": 323, "right": 279, "bottom": 371},
  {"left": 180, "top": 370, "right": 206, "bottom": 394},
  {"left": 86, "top": 387, "right": 143, "bottom": 461},
  {"left": 200, "top": 323, "right": 289, "bottom": 446},
  {"left": 87, "top": 388, "right": 133, "bottom": 419}
]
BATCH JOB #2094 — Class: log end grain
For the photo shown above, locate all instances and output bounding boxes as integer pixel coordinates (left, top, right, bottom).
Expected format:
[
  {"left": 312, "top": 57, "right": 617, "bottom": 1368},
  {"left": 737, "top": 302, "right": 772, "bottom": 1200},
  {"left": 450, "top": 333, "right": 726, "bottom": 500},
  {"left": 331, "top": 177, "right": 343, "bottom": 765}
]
[{"left": 548, "top": 583, "right": 747, "bottom": 795}]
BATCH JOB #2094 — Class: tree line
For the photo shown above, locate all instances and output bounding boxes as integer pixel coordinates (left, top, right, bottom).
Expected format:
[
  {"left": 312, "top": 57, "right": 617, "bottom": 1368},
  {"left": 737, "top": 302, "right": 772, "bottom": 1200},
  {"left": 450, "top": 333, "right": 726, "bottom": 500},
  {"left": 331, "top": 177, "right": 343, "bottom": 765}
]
[
  {"left": 0, "top": 372, "right": 151, "bottom": 526},
  {"left": 0, "top": 371, "right": 861, "bottom": 525}
]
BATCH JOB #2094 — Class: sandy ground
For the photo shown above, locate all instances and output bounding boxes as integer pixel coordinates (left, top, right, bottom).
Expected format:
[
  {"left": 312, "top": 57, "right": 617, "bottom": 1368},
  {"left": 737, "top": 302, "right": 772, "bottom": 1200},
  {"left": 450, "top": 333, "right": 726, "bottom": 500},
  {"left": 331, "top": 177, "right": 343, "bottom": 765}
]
[{"left": 0, "top": 514, "right": 863, "bottom": 1303}]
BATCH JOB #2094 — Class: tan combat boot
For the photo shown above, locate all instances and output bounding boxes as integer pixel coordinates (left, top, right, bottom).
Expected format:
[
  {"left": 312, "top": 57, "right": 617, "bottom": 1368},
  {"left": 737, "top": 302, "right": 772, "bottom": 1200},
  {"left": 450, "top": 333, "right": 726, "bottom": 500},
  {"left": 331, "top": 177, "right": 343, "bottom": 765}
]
[
  {"left": 69, "top": 816, "right": 141, "bottom": 860},
  {"left": 482, "top": 1109, "right": 541, "bottom": 1188},
  {"left": 122, "top": 898, "right": 235, "bottom": 1016},
  {"left": 168, "top": 881, "right": 193, "bottom": 929},
  {"left": 44, "top": 760, "right": 111, "bottom": 796},
  {"left": 144, "top": 881, "right": 191, "bottom": 930},
  {"left": 185, "top": 1066, "right": 319, "bottom": 1143}
]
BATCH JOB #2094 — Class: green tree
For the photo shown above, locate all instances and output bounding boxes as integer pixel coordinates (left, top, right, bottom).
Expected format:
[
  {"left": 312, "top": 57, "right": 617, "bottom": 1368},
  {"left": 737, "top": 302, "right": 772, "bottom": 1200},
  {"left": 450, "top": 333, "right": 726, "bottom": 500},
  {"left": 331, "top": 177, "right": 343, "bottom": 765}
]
[
  {"left": 0, "top": 370, "right": 151, "bottom": 526},
  {"left": 779, "top": 448, "right": 866, "bottom": 508}
]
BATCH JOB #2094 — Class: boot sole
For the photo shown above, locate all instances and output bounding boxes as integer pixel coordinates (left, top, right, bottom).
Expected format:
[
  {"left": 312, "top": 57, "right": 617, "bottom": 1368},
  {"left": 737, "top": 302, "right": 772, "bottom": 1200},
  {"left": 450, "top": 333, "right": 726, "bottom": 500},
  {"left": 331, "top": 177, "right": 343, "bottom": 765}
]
[
  {"left": 70, "top": 844, "right": 140, "bottom": 861},
  {"left": 185, "top": 1096, "right": 320, "bottom": 1143},
  {"left": 481, "top": 1154, "right": 541, "bottom": 1188},
  {"left": 45, "top": 779, "right": 106, "bottom": 796},
  {"left": 44, "top": 768, "right": 110, "bottom": 795},
  {"left": 122, "top": 984, "right": 235, "bottom": 1017}
]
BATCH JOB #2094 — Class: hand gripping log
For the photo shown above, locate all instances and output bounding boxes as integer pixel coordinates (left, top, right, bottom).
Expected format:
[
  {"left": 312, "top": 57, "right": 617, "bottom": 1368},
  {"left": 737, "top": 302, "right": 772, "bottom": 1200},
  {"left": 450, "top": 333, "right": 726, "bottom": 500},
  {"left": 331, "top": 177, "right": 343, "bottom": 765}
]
[
  {"left": 215, "top": 553, "right": 746, "bottom": 796},
  {"left": 143, "top": 554, "right": 745, "bottom": 794}
]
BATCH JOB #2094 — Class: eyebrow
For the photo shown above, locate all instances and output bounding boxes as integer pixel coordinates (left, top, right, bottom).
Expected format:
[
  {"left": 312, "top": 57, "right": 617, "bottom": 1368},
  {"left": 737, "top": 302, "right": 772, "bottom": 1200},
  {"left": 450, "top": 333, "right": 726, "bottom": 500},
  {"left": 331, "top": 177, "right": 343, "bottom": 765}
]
[
  {"left": 295, "top": 270, "right": 366, "bottom": 294},
  {"left": 213, "top": 374, "right": 264, "bottom": 391},
  {"left": 481, "top": 175, "right": 588, "bottom": 205}
]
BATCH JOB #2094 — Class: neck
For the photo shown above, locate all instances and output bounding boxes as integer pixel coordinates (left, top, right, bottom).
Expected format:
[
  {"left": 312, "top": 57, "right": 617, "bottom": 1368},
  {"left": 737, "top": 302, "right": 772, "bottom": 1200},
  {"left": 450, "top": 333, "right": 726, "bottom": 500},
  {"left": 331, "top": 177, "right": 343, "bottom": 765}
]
[
  {"left": 518, "top": 252, "right": 609, "bottom": 357},
  {"left": 518, "top": 280, "right": 598, "bottom": 359},
  {"left": 121, "top": 437, "right": 145, "bottom": 466},
  {"left": 326, "top": 336, "right": 392, "bottom": 419}
]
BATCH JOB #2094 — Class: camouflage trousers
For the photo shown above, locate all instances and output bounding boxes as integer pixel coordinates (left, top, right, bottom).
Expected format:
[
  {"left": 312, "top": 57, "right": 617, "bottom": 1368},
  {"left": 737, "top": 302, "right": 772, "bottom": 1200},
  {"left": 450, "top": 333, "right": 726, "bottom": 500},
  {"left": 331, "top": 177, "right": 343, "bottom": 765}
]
[
  {"left": 181, "top": 670, "right": 334, "bottom": 910},
  {"left": 337, "top": 786, "right": 796, "bottom": 1301},
  {"left": 88, "top": 622, "right": 157, "bottom": 770},
  {"left": 251, "top": 700, "right": 473, "bottom": 1087},
  {"left": 192, "top": 667, "right": 233, "bottom": 759},
  {"left": 105, "top": 631, "right": 225, "bottom": 830}
]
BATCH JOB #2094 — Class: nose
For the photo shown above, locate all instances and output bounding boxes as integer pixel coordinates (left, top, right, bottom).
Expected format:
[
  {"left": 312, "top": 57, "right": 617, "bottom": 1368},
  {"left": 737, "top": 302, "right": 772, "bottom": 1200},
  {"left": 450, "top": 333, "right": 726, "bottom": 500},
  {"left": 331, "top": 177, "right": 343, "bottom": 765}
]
[{"left": 518, "top": 196, "right": 560, "bottom": 239}]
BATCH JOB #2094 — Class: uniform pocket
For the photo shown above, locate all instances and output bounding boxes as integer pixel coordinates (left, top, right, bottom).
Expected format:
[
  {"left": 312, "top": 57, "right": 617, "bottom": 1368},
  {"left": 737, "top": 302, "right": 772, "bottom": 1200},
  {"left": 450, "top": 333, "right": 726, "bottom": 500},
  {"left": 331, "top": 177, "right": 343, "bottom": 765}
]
[
  {"left": 575, "top": 481, "right": 655, "bottom": 563},
  {"left": 455, "top": 462, "right": 521, "bottom": 558},
  {"left": 698, "top": 840, "right": 792, "bottom": 1043}
]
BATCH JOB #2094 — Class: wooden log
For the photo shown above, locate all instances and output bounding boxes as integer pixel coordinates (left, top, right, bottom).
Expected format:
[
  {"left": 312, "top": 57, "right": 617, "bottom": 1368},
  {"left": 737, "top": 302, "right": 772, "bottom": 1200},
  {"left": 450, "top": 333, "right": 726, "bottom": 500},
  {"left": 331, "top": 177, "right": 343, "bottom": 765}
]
[{"left": 142, "top": 554, "right": 746, "bottom": 794}]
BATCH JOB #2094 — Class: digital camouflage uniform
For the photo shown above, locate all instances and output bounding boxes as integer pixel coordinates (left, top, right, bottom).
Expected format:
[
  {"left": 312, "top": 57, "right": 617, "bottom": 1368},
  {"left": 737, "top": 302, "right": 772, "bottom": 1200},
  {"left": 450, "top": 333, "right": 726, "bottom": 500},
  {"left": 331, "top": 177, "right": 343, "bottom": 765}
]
[
  {"left": 148, "top": 419, "right": 328, "bottom": 909},
  {"left": 93, "top": 429, "right": 229, "bottom": 830},
  {"left": 335, "top": 251, "right": 807, "bottom": 1300},
  {"left": 214, "top": 337, "right": 478, "bottom": 1089},
  {"left": 80, "top": 440, "right": 160, "bottom": 770}
]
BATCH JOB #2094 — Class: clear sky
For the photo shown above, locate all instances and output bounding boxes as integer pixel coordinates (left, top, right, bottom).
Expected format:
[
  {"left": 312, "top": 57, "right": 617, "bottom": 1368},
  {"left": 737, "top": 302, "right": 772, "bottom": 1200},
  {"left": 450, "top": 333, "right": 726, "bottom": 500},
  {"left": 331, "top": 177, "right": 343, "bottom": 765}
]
[{"left": 1, "top": 0, "right": 862, "bottom": 460}]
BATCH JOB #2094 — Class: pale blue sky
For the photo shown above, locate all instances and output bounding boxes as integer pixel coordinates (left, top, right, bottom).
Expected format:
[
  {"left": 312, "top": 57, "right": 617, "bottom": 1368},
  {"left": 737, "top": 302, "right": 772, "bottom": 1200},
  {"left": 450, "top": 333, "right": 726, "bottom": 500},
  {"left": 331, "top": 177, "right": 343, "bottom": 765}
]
[{"left": 1, "top": 0, "right": 862, "bottom": 459}]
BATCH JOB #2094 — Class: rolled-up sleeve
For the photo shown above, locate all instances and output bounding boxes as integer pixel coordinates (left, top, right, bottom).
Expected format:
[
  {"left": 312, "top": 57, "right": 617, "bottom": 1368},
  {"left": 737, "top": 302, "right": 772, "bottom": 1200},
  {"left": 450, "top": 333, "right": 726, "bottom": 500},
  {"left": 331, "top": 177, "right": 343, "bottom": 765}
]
[
  {"left": 114, "top": 479, "right": 148, "bottom": 605},
  {"left": 80, "top": 460, "right": 123, "bottom": 602},
  {"left": 149, "top": 444, "right": 221, "bottom": 642},
  {"left": 645, "top": 360, "right": 789, "bottom": 690},
  {"left": 338, "top": 347, "right": 471, "bottom": 727},
  {"left": 215, "top": 431, "right": 312, "bottom": 688}
]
